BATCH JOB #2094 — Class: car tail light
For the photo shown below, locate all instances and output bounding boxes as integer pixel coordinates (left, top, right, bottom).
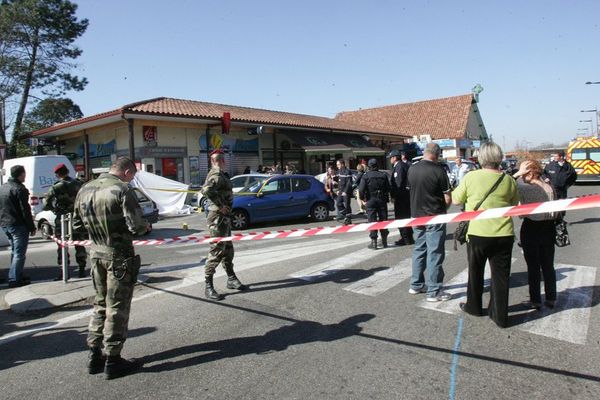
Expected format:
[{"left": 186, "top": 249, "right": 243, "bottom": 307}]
[{"left": 30, "top": 196, "right": 39, "bottom": 206}]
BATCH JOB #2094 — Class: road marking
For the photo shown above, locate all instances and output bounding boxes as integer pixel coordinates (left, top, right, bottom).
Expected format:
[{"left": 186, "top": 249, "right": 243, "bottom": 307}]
[
  {"left": 518, "top": 264, "right": 596, "bottom": 345},
  {"left": 418, "top": 260, "right": 511, "bottom": 315},
  {"left": 343, "top": 258, "right": 412, "bottom": 296},
  {"left": 289, "top": 246, "right": 396, "bottom": 282}
]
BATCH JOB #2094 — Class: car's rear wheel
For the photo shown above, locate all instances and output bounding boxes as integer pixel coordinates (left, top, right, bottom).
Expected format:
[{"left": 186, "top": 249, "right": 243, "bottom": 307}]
[
  {"left": 231, "top": 209, "right": 249, "bottom": 230},
  {"left": 311, "top": 203, "right": 330, "bottom": 222},
  {"left": 40, "top": 221, "right": 53, "bottom": 239}
]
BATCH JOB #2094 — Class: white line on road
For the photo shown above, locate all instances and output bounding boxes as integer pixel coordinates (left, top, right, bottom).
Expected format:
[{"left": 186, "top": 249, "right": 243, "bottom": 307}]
[
  {"left": 343, "top": 257, "right": 412, "bottom": 296},
  {"left": 518, "top": 264, "right": 596, "bottom": 345}
]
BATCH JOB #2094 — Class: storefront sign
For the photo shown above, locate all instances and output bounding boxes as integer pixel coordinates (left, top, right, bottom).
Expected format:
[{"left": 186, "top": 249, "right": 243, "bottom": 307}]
[
  {"left": 199, "top": 134, "right": 258, "bottom": 152},
  {"left": 456, "top": 139, "right": 473, "bottom": 148},
  {"left": 143, "top": 126, "right": 158, "bottom": 147},
  {"left": 77, "top": 140, "right": 116, "bottom": 158},
  {"left": 432, "top": 139, "right": 456, "bottom": 149},
  {"left": 472, "top": 140, "right": 481, "bottom": 148},
  {"left": 141, "top": 146, "right": 187, "bottom": 158}
]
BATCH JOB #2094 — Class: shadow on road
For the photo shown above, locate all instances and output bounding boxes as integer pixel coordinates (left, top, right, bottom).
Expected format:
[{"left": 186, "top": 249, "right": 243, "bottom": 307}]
[
  {"left": 568, "top": 217, "right": 600, "bottom": 226},
  {"left": 141, "top": 314, "right": 374, "bottom": 373},
  {"left": 0, "top": 326, "right": 156, "bottom": 371}
]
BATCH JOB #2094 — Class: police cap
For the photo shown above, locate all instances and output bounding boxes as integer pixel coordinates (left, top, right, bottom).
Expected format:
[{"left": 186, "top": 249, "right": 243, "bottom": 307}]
[
  {"left": 368, "top": 158, "right": 378, "bottom": 167},
  {"left": 387, "top": 150, "right": 401, "bottom": 158}
]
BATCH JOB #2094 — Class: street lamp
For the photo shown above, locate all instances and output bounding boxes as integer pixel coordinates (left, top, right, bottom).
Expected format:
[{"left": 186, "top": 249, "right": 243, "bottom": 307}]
[
  {"left": 585, "top": 81, "right": 600, "bottom": 85},
  {"left": 580, "top": 119, "right": 593, "bottom": 136},
  {"left": 581, "top": 109, "right": 598, "bottom": 135}
]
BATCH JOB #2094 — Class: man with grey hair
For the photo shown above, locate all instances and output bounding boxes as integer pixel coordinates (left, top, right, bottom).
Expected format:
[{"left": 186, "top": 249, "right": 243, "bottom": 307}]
[{"left": 407, "top": 143, "right": 452, "bottom": 302}]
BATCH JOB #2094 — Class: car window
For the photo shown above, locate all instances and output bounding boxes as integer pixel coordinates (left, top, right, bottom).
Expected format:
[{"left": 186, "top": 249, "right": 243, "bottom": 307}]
[
  {"left": 292, "top": 178, "right": 312, "bottom": 192},
  {"left": 261, "top": 178, "right": 290, "bottom": 194},
  {"left": 230, "top": 176, "right": 246, "bottom": 188}
]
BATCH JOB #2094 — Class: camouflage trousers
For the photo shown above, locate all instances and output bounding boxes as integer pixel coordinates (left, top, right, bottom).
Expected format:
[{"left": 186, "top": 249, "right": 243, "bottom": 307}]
[
  {"left": 54, "top": 218, "right": 87, "bottom": 267},
  {"left": 205, "top": 211, "right": 235, "bottom": 276},
  {"left": 87, "top": 255, "right": 140, "bottom": 356}
]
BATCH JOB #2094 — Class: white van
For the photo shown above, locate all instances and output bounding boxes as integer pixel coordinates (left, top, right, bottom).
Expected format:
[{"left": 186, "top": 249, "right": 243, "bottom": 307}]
[{"left": 1, "top": 155, "right": 77, "bottom": 216}]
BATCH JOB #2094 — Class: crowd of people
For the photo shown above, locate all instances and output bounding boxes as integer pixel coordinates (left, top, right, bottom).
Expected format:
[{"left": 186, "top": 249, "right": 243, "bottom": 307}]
[{"left": 0, "top": 144, "right": 578, "bottom": 378}]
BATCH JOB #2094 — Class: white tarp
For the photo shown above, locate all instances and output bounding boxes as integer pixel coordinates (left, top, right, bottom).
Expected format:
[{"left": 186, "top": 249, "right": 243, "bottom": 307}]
[{"left": 131, "top": 170, "right": 190, "bottom": 215}]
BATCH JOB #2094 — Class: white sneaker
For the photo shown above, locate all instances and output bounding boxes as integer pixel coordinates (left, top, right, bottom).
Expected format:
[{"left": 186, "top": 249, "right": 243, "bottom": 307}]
[
  {"left": 408, "top": 287, "right": 426, "bottom": 295},
  {"left": 426, "top": 291, "right": 452, "bottom": 302}
]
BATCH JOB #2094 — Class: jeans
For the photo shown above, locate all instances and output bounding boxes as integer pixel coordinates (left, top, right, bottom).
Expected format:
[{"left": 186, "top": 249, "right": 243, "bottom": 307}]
[
  {"left": 2, "top": 225, "right": 30, "bottom": 283},
  {"left": 411, "top": 224, "right": 446, "bottom": 296}
]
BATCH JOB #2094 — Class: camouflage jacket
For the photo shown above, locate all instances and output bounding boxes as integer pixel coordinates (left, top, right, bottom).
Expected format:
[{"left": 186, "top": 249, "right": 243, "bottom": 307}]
[
  {"left": 201, "top": 166, "right": 233, "bottom": 212},
  {"left": 72, "top": 173, "right": 148, "bottom": 260},
  {"left": 44, "top": 176, "right": 82, "bottom": 215}
]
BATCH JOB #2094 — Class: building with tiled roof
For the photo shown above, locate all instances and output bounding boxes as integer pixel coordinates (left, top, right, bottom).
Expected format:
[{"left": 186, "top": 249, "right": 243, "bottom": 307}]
[
  {"left": 336, "top": 94, "right": 488, "bottom": 159},
  {"left": 32, "top": 97, "right": 407, "bottom": 182}
]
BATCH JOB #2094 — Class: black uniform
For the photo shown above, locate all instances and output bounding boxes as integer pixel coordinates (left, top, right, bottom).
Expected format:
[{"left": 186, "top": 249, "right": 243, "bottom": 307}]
[
  {"left": 391, "top": 160, "right": 413, "bottom": 244},
  {"left": 358, "top": 168, "right": 390, "bottom": 247},
  {"left": 543, "top": 160, "right": 577, "bottom": 199},
  {"left": 336, "top": 167, "right": 353, "bottom": 223}
]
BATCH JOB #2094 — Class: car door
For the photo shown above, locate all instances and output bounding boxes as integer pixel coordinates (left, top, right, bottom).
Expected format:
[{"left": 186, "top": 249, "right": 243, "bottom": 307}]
[
  {"left": 289, "top": 177, "right": 313, "bottom": 217},
  {"left": 252, "top": 177, "right": 292, "bottom": 221}
]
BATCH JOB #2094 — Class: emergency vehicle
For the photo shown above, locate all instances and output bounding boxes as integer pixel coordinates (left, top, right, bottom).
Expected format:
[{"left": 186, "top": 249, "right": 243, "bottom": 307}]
[{"left": 566, "top": 136, "right": 600, "bottom": 182}]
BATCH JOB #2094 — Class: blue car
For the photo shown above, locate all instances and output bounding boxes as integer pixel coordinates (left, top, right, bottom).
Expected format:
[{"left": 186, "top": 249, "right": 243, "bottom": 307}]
[{"left": 230, "top": 174, "right": 335, "bottom": 230}]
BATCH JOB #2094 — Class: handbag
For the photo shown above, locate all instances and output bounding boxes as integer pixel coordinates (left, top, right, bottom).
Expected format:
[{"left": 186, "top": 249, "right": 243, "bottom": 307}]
[
  {"left": 554, "top": 215, "right": 571, "bottom": 247},
  {"left": 453, "top": 173, "right": 505, "bottom": 250}
]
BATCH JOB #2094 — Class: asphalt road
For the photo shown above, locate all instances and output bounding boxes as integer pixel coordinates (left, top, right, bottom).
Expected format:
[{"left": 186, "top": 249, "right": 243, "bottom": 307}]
[{"left": 1, "top": 185, "right": 599, "bottom": 400}]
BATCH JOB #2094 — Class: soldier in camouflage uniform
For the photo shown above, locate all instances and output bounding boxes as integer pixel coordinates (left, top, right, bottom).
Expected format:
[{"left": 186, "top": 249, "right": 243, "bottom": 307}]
[
  {"left": 72, "top": 157, "right": 149, "bottom": 380},
  {"left": 44, "top": 163, "right": 87, "bottom": 279},
  {"left": 201, "top": 150, "right": 247, "bottom": 300}
]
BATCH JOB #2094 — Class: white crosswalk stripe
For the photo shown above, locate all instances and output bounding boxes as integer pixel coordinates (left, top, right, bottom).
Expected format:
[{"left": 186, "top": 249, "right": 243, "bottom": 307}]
[
  {"left": 343, "top": 258, "right": 412, "bottom": 296},
  {"left": 518, "top": 264, "right": 596, "bottom": 345}
]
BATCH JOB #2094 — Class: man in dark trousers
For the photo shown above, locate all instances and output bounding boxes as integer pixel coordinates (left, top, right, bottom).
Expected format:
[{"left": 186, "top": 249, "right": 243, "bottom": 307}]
[
  {"left": 388, "top": 150, "right": 413, "bottom": 246},
  {"left": 543, "top": 150, "right": 577, "bottom": 199},
  {"left": 0, "top": 165, "right": 36, "bottom": 287},
  {"left": 44, "top": 163, "right": 87, "bottom": 279},
  {"left": 358, "top": 158, "right": 390, "bottom": 249},
  {"left": 335, "top": 159, "right": 353, "bottom": 225}
]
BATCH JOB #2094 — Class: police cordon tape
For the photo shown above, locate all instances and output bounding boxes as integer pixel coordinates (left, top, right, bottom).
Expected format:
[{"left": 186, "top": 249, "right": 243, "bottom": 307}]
[{"left": 51, "top": 193, "right": 600, "bottom": 247}]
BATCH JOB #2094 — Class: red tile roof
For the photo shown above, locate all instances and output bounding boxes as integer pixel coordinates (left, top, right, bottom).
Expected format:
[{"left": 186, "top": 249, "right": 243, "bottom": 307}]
[
  {"left": 33, "top": 97, "right": 404, "bottom": 137},
  {"left": 335, "top": 94, "right": 476, "bottom": 140}
]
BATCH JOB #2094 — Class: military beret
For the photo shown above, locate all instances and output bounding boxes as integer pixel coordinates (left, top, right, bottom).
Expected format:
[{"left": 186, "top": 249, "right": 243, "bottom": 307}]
[{"left": 54, "top": 163, "right": 67, "bottom": 173}]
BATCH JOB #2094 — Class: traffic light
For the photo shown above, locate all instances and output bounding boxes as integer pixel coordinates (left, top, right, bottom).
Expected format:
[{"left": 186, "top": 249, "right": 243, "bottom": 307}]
[{"left": 247, "top": 126, "right": 264, "bottom": 136}]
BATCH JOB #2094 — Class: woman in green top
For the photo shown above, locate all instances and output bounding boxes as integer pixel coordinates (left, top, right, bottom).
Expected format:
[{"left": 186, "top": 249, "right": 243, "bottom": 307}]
[{"left": 452, "top": 142, "right": 519, "bottom": 328}]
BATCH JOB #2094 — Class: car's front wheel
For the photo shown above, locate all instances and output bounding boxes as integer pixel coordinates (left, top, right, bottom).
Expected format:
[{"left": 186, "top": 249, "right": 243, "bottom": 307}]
[
  {"left": 311, "top": 203, "right": 330, "bottom": 222},
  {"left": 40, "top": 221, "right": 53, "bottom": 239},
  {"left": 230, "top": 209, "right": 249, "bottom": 230}
]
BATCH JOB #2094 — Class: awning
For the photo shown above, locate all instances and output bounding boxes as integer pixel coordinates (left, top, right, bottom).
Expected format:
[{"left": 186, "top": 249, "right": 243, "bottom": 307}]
[{"left": 281, "top": 131, "right": 384, "bottom": 155}]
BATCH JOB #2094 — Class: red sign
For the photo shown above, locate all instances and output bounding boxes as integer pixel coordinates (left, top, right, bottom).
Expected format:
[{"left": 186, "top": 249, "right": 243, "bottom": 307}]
[
  {"left": 143, "top": 126, "right": 157, "bottom": 147},
  {"left": 75, "top": 164, "right": 85, "bottom": 172},
  {"left": 222, "top": 112, "right": 231, "bottom": 134}
]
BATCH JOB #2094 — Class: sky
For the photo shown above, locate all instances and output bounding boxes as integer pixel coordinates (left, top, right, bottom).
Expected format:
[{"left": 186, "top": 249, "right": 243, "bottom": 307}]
[{"left": 61, "top": 0, "right": 600, "bottom": 150}]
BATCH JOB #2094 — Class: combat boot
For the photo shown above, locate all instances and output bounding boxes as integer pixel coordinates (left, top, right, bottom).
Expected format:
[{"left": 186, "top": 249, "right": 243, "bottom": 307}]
[
  {"left": 104, "top": 355, "right": 143, "bottom": 380},
  {"left": 225, "top": 266, "right": 248, "bottom": 290},
  {"left": 368, "top": 238, "right": 378, "bottom": 250},
  {"left": 205, "top": 275, "right": 224, "bottom": 300},
  {"left": 87, "top": 347, "right": 106, "bottom": 375},
  {"left": 381, "top": 233, "right": 389, "bottom": 248}
]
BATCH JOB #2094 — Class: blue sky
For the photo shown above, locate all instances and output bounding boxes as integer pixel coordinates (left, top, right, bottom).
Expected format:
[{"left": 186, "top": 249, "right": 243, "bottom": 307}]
[{"left": 68, "top": 0, "right": 600, "bottom": 150}]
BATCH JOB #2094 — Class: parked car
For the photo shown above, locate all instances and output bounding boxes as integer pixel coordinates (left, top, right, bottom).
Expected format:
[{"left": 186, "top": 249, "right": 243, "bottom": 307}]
[
  {"left": 229, "top": 174, "right": 335, "bottom": 230},
  {"left": 35, "top": 187, "right": 159, "bottom": 239},
  {"left": 197, "top": 173, "right": 269, "bottom": 210}
]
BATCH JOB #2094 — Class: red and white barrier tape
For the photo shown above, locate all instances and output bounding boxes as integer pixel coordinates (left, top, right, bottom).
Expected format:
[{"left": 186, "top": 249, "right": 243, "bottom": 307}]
[{"left": 52, "top": 193, "right": 600, "bottom": 247}]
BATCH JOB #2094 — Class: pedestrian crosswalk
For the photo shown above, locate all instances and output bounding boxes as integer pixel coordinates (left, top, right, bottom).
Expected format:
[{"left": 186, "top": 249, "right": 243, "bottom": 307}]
[{"left": 171, "top": 233, "right": 596, "bottom": 345}]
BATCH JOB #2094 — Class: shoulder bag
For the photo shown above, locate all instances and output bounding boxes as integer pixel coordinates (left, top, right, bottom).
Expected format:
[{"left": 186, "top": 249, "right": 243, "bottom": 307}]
[{"left": 454, "top": 173, "right": 505, "bottom": 250}]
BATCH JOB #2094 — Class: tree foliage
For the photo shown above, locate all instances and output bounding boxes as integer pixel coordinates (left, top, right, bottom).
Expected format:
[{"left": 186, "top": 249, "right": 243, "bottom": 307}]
[
  {"left": 0, "top": 0, "right": 88, "bottom": 142},
  {"left": 22, "top": 97, "right": 82, "bottom": 133}
]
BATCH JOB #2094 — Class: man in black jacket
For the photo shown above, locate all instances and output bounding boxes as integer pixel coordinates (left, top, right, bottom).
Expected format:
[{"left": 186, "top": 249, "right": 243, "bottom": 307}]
[
  {"left": 388, "top": 150, "right": 414, "bottom": 246},
  {"left": 336, "top": 159, "right": 353, "bottom": 225},
  {"left": 359, "top": 159, "right": 390, "bottom": 249},
  {"left": 0, "top": 165, "right": 36, "bottom": 287},
  {"left": 543, "top": 151, "right": 577, "bottom": 199}
]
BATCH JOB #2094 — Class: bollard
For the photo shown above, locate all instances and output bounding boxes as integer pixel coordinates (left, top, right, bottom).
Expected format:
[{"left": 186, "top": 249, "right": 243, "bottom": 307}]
[
  {"left": 61, "top": 214, "right": 69, "bottom": 283},
  {"left": 182, "top": 223, "right": 188, "bottom": 230}
]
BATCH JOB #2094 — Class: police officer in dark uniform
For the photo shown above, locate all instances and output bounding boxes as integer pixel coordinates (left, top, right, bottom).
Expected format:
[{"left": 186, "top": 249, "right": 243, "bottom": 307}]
[
  {"left": 543, "top": 150, "right": 577, "bottom": 199},
  {"left": 388, "top": 150, "right": 414, "bottom": 246},
  {"left": 336, "top": 159, "right": 353, "bottom": 225},
  {"left": 44, "top": 163, "right": 87, "bottom": 279},
  {"left": 358, "top": 158, "right": 390, "bottom": 249}
]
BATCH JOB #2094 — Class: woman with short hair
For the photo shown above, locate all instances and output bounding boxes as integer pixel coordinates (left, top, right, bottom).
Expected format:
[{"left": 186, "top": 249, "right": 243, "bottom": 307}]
[
  {"left": 513, "top": 159, "right": 557, "bottom": 309},
  {"left": 452, "top": 142, "right": 519, "bottom": 328}
]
